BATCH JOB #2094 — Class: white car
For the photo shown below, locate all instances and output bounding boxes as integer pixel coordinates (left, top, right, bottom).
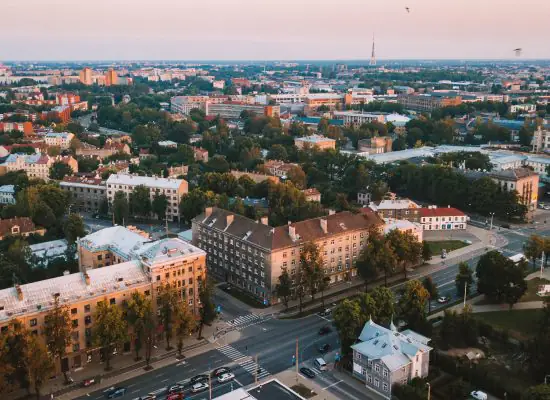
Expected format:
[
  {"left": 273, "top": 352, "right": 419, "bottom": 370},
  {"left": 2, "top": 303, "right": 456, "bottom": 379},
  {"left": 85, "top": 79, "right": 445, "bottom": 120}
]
[
  {"left": 191, "top": 382, "right": 209, "bottom": 393},
  {"left": 437, "top": 296, "right": 450, "bottom": 304},
  {"left": 470, "top": 390, "right": 488, "bottom": 400},
  {"left": 217, "top": 372, "right": 235, "bottom": 383}
]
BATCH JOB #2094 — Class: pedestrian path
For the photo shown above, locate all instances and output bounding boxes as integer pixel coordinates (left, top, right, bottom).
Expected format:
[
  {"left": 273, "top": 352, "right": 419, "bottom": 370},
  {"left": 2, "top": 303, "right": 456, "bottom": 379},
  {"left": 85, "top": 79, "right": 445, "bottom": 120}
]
[
  {"left": 216, "top": 345, "right": 270, "bottom": 380},
  {"left": 226, "top": 313, "right": 271, "bottom": 329}
]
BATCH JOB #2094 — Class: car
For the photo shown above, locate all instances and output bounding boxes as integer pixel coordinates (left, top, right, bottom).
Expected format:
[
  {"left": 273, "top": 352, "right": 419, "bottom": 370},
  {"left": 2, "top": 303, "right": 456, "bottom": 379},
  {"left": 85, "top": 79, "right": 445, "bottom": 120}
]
[
  {"left": 82, "top": 378, "right": 96, "bottom": 387},
  {"left": 105, "top": 387, "right": 127, "bottom": 399},
  {"left": 300, "top": 367, "right": 316, "bottom": 378},
  {"left": 319, "top": 343, "right": 331, "bottom": 354},
  {"left": 166, "top": 394, "right": 181, "bottom": 400},
  {"left": 318, "top": 325, "right": 332, "bottom": 335},
  {"left": 217, "top": 372, "right": 235, "bottom": 383},
  {"left": 168, "top": 384, "right": 184, "bottom": 394},
  {"left": 139, "top": 396, "right": 157, "bottom": 400},
  {"left": 212, "top": 367, "right": 231, "bottom": 377},
  {"left": 470, "top": 390, "right": 488, "bottom": 400},
  {"left": 319, "top": 308, "right": 331, "bottom": 316},
  {"left": 437, "top": 296, "right": 450, "bottom": 304},
  {"left": 190, "top": 374, "right": 209, "bottom": 384},
  {"left": 191, "top": 382, "right": 209, "bottom": 393}
]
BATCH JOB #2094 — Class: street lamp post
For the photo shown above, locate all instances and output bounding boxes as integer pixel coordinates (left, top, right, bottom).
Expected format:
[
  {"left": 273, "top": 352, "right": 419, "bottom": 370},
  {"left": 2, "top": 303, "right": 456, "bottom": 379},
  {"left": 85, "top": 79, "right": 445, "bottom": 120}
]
[
  {"left": 426, "top": 383, "right": 431, "bottom": 400},
  {"left": 489, "top": 212, "right": 495, "bottom": 231}
]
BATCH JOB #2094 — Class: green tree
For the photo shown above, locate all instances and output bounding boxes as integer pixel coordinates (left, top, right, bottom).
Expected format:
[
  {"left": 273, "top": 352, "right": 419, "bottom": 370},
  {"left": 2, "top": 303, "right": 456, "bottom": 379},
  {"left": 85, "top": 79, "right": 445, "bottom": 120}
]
[
  {"left": 267, "top": 144, "right": 288, "bottom": 161},
  {"left": 129, "top": 185, "right": 151, "bottom": 218},
  {"left": 524, "top": 234, "right": 546, "bottom": 267},
  {"left": 386, "top": 229, "right": 422, "bottom": 279},
  {"left": 398, "top": 280, "right": 430, "bottom": 331},
  {"left": 63, "top": 213, "right": 86, "bottom": 244},
  {"left": 333, "top": 298, "right": 363, "bottom": 354},
  {"left": 26, "top": 336, "right": 54, "bottom": 400},
  {"left": 422, "top": 276, "right": 439, "bottom": 313},
  {"left": 300, "top": 242, "right": 324, "bottom": 301},
  {"left": 43, "top": 296, "right": 72, "bottom": 384},
  {"left": 197, "top": 279, "right": 216, "bottom": 339},
  {"left": 31, "top": 201, "right": 57, "bottom": 229},
  {"left": 455, "top": 261, "right": 474, "bottom": 297},
  {"left": 125, "top": 291, "right": 153, "bottom": 361},
  {"left": 175, "top": 297, "right": 195, "bottom": 358},
  {"left": 112, "top": 190, "right": 129, "bottom": 224},
  {"left": 93, "top": 299, "right": 128, "bottom": 371},
  {"left": 286, "top": 165, "right": 306, "bottom": 189},
  {"left": 4, "top": 320, "right": 32, "bottom": 393},
  {"left": 49, "top": 161, "right": 74, "bottom": 180},
  {"left": 370, "top": 286, "right": 396, "bottom": 326},
  {"left": 152, "top": 193, "right": 168, "bottom": 220},
  {"left": 158, "top": 283, "right": 183, "bottom": 350},
  {"left": 422, "top": 241, "right": 432, "bottom": 261},
  {"left": 524, "top": 385, "right": 550, "bottom": 400},
  {"left": 276, "top": 268, "right": 292, "bottom": 310},
  {"left": 179, "top": 189, "right": 207, "bottom": 224}
]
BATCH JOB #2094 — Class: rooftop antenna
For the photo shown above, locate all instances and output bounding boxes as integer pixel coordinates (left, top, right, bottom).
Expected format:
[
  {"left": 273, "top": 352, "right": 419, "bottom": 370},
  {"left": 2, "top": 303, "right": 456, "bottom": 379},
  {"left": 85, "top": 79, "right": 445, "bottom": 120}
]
[{"left": 369, "top": 33, "right": 376, "bottom": 66}]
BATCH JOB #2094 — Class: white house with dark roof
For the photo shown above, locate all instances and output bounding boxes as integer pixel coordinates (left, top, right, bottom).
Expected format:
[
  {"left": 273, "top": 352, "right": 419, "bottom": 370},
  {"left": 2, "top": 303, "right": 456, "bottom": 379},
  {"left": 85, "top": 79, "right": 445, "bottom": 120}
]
[{"left": 351, "top": 319, "right": 432, "bottom": 399}]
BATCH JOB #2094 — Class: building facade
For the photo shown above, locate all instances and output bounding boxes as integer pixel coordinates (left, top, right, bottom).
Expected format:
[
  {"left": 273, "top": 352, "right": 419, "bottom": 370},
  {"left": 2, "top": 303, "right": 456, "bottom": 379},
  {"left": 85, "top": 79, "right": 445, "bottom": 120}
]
[
  {"left": 0, "top": 184, "right": 16, "bottom": 205},
  {"left": 294, "top": 135, "right": 336, "bottom": 150},
  {"left": 419, "top": 206, "right": 467, "bottom": 231},
  {"left": 397, "top": 94, "right": 462, "bottom": 112},
  {"left": 490, "top": 168, "right": 539, "bottom": 218},
  {"left": 45, "top": 132, "right": 75, "bottom": 149},
  {"left": 370, "top": 200, "right": 421, "bottom": 222},
  {"left": 61, "top": 176, "right": 107, "bottom": 212},
  {"left": 1, "top": 153, "right": 79, "bottom": 181},
  {"left": 192, "top": 207, "right": 383, "bottom": 304},
  {"left": 333, "top": 111, "right": 385, "bottom": 128},
  {"left": 106, "top": 174, "right": 188, "bottom": 221},
  {"left": 532, "top": 127, "right": 550, "bottom": 153}
]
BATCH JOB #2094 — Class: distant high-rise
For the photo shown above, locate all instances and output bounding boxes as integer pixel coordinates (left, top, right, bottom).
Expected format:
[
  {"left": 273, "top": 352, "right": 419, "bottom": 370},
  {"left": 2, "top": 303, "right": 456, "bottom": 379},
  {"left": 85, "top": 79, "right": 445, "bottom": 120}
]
[
  {"left": 79, "top": 67, "right": 92, "bottom": 85},
  {"left": 369, "top": 34, "right": 376, "bottom": 66},
  {"left": 105, "top": 68, "right": 117, "bottom": 86}
]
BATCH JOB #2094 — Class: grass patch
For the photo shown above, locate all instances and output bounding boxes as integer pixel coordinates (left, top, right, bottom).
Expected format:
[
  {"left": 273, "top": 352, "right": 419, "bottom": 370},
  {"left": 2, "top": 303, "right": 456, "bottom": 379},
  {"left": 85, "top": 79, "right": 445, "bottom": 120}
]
[
  {"left": 218, "top": 284, "right": 268, "bottom": 309},
  {"left": 520, "top": 277, "right": 550, "bottom": 302},
  {"left": 426, "top": 240, "right": 469, "bottom": 255},
  {"left": 473, "top": 309, "right": 543, "bottom": 340},
  {"left": 290, "top": 383, "right": 316, "bottom": 398}
]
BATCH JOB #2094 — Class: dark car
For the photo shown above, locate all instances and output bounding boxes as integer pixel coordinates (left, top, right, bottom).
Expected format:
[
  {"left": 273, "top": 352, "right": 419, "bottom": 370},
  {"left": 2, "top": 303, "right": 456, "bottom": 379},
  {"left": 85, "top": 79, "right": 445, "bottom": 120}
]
[
  {"left": 319, "top": 343, "right": 331, "bottom": 354},
  {"left": 300, "top": 367, "right": 316, "bottom": 378},
  {"left": 190, "top": 374, "right": 209, "bottom": 384},
  {"left": 318, "top": 325, "right": 332, "bottom": 335},
  {"left": 105, "top": 387, "right": 127, "bottom": 399},
  {"left": 212, "top": 367, "right": 231, "bottom": 377}
]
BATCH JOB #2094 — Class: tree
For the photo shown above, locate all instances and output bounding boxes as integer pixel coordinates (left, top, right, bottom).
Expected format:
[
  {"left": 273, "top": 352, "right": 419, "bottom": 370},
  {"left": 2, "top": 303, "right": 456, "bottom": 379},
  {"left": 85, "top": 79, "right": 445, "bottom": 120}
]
[
  {"left": 422, "top": 241, "right": 432, "bottom": 261},
  {"left": 455, "top": 262, "right": 474, "bottom": 297},
  {"left": 286, "top": 166, "right": 306, "bottom": 189},
  {"left": 300, "top": 242, "right": 324, "bottom": 301},
  {"left": 152, "top": 193, "right": 168, "bottom": 220},
  {"left": 4, "top": 320, "right": 32, "bottom": 393},
  {"left": 175, "top": 297, "right": 195, "bottom": 358},
  {"left": 276, "top": 268, "right": 292, "bottom": 310},
  {"left": 198, "top": 279, "right": 216, "bottom": 339},
  {"left": 333, "top": 299, "right": 363, "bottom": 354},
  {"left": 524, "top": 385, "right": 550, "bottom": 400},
  {"left": 179, "top": 189, "right": 208, "bottom": 224},
  {"left": 157, "top": 283, "right": 184, "bottom": 350},
  {"left": 386, "top": 229, "right": 422, "bottom": 279},
  {"left": 370, "top": 286, "right": 396, "bottom": 326},
  {"left": 398, "top": 280, "right": 430, "bottom": 330},
  {"left": 49, "top": 161, "right": 73, "bottom": 180},
  {"left": 358, "top": 230, "right": 397, "bottom": 287},
  {"left": 129, "top": 185, "right": 151, "bottom": 218},
  {"left": 63, "top": 213, "right": 86, "bottom": 244},
  {"left": 319, "top": 273, "right": 331, "bottom": 308},
  {"left": 524, "top": 234, "right": 546, "bottom": 267},
  {"left": 43, "top": 295, "right": 72, "bottom": 384},
  {"left": 31, "top": 201, "right": 57, "bottom": 229},
  {"left": 267, "top": 144, "right": 288, "bottom": 161},
  {"left": 93, "top": 299, "right": 128, "bottom": 371},
  {"left": 26, "top": 336, "right": 54, "bottom": 400},
  {"left": 294, "top": 256, "right": 308, "bottom": 314},
  {"left": 356, "top": 240, "right": 380, "bottom": 291},
  {"left": 112, "top": 190, "right": 129, "bottom": 225},
  {"left": 125, "top": 291, "right": 153, "bottom": 361},
  {"left": 422, "top": 277, "right": 439, "bottom": 313}
]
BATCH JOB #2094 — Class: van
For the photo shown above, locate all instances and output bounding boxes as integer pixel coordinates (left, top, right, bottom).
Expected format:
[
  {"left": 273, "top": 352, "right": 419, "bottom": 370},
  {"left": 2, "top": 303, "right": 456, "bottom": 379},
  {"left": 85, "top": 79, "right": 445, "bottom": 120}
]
[{"left": 314, "top": 357, "right": 327, "bottom": 371}]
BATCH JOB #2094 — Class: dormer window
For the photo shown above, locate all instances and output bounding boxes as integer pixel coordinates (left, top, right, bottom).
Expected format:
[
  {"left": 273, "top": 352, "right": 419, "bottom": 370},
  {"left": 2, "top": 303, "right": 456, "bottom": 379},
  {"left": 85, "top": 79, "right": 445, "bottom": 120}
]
[{"left": 11, "top": 225, "right": 20, "bottom": 234}]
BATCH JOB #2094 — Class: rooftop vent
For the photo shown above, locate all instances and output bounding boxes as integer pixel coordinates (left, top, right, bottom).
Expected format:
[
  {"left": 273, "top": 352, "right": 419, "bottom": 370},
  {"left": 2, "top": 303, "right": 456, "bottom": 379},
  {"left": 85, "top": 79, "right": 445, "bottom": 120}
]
[
  {"left": 243, "top": 230, "right": 253, "bottom": 241},
  {"left": 373, "top": 339, "right": 379, "bottom": 345}
]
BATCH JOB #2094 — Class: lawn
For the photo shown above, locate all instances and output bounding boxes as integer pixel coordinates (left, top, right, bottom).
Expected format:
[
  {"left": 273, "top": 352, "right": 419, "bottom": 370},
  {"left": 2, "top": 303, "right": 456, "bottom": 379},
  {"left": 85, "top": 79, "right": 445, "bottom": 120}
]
[
  {"left": 520, "top": 277, "right": 550, "bottom": 302},
  {"left": 473, "top": 309, "right": 543, "bottom": 339},
  {"left": 290, "top": 384, "right": 316, "bottom": 398},
  {"left": 426, "top": 240, "right": 469, "bottom": 255}
]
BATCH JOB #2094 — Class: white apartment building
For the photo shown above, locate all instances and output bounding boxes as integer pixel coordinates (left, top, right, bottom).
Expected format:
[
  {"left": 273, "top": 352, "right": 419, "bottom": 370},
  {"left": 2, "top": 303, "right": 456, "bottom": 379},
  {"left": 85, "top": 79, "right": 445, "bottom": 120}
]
[
  {"left": 44, "top": 132, "right": 75, "bottom": 149},
  {"left": 533, "top": 127, "right": 550, "bottom": 153},
  {"left": 333, "top": 111, "right": 385, "bottom": 128},
  {"left": 419, "top": 206, "right": 467, "bottom": 231},
  {"left": 0, "top": 153, "right": 79, "bottom": 181},
  {"left": 0, "top": 185, "right": 16, "bottom": 205},
  {"left": 170, "top": 96, "right": 209, "bottom": 116},
  {"left": 105, "top": 174, "right": 188, "bottom": 221}
]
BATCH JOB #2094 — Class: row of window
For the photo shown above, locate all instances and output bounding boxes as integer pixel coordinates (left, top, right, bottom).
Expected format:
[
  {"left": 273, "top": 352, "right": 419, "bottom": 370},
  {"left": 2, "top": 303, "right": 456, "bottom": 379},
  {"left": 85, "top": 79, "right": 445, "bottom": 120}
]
[{"left": 365, "top": 374, "right": 389, "bottom": 392}]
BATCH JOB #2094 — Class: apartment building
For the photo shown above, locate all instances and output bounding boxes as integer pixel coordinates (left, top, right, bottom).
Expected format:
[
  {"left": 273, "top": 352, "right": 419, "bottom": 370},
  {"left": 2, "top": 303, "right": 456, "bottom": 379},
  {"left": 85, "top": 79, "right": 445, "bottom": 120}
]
[
  {"left": 45, "top": 132, "right": 75, "bottom": 149},
  {"left": 263, "top": 160, "right": 299, "bottom": 178},
  {"left": 192, "top": 207, "right": 383, "bottom": 304},
  {"left": 419, "top": 206, "right": 467, "bottom": 231},
  {"left": 384, "top": 219, "right": 423, "bottom": 242},
  {"left": 106, "top": 174, "right": 188, "bottom": 221},
  {"left": 0, "top": 217, "right": 46, "bottom": 240},
  {"left": 41, "top": 105, "right": 71, "bottom": 123},
  {"left": 230, "top": 170, "right": 279, "bottom": 184},
  {"left": 303, "top": 94, "right": 344, "bottom": 112},
  {"left": 333, "top": 111, "right": 385, "bottom": 128},
  {"left": 60, "top": 176, "right": 107, "bottom": 212},
  {"left": 0, "top": 184, "right": 16, "bottom": 205},
  {"left": 79, "top": 67, "right": 93, "bottom": 85},
  {"left": 490, "top": 168, "right": 539, "bottom": 218},
  {"left": 532, "top": 126, "right": 550, "bottom": 152},
  {"left": 0, "top": 153, "right": 78, "bottom": 181},
  {"left": 358, "top": 137, "right": 393, "bottom": 154},
  {"left": 76, "top": 141, "right": 131, "bottom": 160},
  {"left": 352, "top": 319, "right": 432, "bottom": 399},
  {"left": 397, "top": 94, "right": 462, "bottom": 112},
  {"left": 294, "top": 135, "right": 336, "bottom": 150},
  {"left": 0, "top": 230, "right": 206, "bottom": 374},
  {"left": 0, "top": 121, "right": 33, "bottom": 135},
  {"left": 369, "top": 199, "right": 421, "bottom": 222},
  {"left": 206, "top": 102, "right": 280, "bottom": 119}
]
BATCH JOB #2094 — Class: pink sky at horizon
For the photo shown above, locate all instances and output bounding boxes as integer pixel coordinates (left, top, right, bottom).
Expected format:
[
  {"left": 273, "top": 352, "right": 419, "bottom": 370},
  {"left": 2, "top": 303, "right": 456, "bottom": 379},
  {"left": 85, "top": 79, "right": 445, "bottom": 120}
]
[{"left": 2, "top": 0, "right": 550, "bottom": 60}]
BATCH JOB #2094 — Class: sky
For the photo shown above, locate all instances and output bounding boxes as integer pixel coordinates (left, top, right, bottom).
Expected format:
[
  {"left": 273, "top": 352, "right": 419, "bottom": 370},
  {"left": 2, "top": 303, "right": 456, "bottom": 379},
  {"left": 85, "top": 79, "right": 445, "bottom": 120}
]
[{"left": 2, "top": 0, "right": 550, "bottom": 61}]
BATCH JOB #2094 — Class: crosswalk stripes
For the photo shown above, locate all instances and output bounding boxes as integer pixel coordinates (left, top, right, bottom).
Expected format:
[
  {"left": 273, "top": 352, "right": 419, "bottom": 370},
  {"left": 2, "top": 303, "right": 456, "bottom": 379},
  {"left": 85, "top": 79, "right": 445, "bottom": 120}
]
[
  {"left": 217, "top": 344, "right": 246, "bottom": 360},
  {"left": 227, "top": 313, "right": 261, "bottom": 327},
  {"left": 216, "top": 344, "right": 271, "bottom": 380}
]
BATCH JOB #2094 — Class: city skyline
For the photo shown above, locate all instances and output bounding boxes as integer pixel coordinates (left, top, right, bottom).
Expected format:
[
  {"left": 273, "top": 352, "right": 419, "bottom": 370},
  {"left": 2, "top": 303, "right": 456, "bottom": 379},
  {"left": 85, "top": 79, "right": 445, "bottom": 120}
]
[{"left": 2, "top": 0, "right": 550, "bottom": 60}]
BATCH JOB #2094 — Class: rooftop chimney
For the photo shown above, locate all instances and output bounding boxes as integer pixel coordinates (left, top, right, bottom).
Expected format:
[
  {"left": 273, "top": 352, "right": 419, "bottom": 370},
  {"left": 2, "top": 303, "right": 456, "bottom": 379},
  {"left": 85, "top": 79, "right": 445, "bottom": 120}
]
[
  {"left": 226, "top": 215, "right": 234, "bottom": 229},
  {"left": 84, "top": 272, "right": 91, "bottom": 286},
  {"left": 288, "top": 225, "right": 296, "bottom": 241},
  {"left": 15, "top": 284, "right": 23, "bottom": 301},
  {"left": 320, "top": 218, "right": 328, "bottom": 234},
  {"left": 63, "top": 270, "right": 70, "bottom": 276},
  {"left": 260, "top": 216, "right": 268, "bottom": 225},
  {"left": 328, "top": 209, "right": 336, "bottom": 215},
  {"left": 205, "top": 207, "right": 213, "bottom": 218}
]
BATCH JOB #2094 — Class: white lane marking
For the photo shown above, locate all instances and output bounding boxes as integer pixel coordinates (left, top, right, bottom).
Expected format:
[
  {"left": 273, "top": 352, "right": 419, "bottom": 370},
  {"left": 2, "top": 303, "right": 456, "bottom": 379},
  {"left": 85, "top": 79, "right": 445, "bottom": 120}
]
[
  {"left": 322, "top": 380, "right": 343, "bottom": 390},
  {"left": 161, "top": 378, "right": 169, "bottom": 383},
  {"left": 131, "top": 389, "right": 139, "bottom": 394},
  {"left": 127, "top": 384, "right": 136, "bottom": 388}
]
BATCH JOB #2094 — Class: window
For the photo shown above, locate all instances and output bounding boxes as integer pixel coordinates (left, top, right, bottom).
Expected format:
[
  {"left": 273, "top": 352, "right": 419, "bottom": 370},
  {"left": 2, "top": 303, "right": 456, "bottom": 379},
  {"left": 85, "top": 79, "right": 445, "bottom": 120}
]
[
  {"left": 109, "top": 298, "right": 116, "bottom": 305},
  {"left": 72, "top": 319, "right": 79, "bottom": 328},
  {"left": 383, "top": 369, "right": 388, "bottom": 378},
  {"left": 374, "top": 378, "right": 379, "bottom": 388},
  {"left": 368, "top": 360, "right": 373, "bottom": 367},
  {"left": 145, "top": 290, "right": 150, "bottom": 296},
  {"left": 84, "top": 304, "right": 90, "bottom": 313},
  {"left": 367, "top": 374, "right": 372, "bottom": 383},
  {"left": 374, "top": 364, "right": 380, "bottom": 373},
  {"left": 30, "top": 318, "right": 37, "bottom": 327},
  {"left": 71, "top": 308, "right": 77, "bottom": 315},
  {"left": 85, "top": 316, "right": 92, "bottom": 325},
  {"left": 156, "top": 275, "right": 161, "bottom": 281},
  {"left": 383, "top": 383, "right": 388, "bottom": 391},
  {"left": 73, "top": 343, "right": 80, "bottom": 352},
  {"left": 97, "top": 255, "right": 102, "bottom": 261}
]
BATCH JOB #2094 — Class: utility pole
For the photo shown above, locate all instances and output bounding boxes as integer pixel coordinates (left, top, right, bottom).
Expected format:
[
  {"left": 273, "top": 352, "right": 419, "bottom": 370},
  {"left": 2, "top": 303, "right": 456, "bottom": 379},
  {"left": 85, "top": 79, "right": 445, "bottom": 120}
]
[
  {"left": 295, "top": 338, "right": 299, "bottom": 382},
  {"left": 541, "top": 252, "right": 546, "bottom": 279},
  {"left": 209, "top": 369, "right": 212, "bottom": 400},
  {"left": 463, "top": 281, "right": 467, "bottom": 308},
  {"left": 426, "top": 383, "right": 431, "bottom": 400},
  {"left": 489, "top": 212, "right": 495, "bottom": 231}
]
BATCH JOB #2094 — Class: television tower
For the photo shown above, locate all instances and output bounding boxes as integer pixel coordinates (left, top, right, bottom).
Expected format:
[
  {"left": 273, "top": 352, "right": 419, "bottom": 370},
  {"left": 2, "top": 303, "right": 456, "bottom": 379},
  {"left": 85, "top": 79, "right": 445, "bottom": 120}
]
[{"left": 369, "top": 34, "right": 376, "bottom": 66}]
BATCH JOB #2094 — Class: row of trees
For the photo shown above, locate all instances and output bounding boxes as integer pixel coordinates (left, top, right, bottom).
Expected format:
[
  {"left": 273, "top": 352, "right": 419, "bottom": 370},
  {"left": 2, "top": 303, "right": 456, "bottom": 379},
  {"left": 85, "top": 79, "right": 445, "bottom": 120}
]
[{"left": 111, "top": 186, "right": 169, "bottom": 224}]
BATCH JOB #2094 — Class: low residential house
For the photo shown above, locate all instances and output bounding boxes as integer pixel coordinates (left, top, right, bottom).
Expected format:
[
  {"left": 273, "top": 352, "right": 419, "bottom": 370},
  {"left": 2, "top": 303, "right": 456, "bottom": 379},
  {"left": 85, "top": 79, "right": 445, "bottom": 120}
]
[
  {"left": 0, "top": 153, "right": 78, "bottom": 181},
  {"left": 263, "top": 160, "right": 298, "bottom": 178},
  {"left": 419, "top": 206, "right": 467, "bottom": 231},
  {"left": 384, "top": 218, "right": 423, "bottom": 242},
  {"left": 0, "top": 217, "right": 46, "bottom": 240},
  {"left": 357, "top": 191, "right": 372, "bottom": 206},
  {"left": 28, "top": 239, "right": 71, "bottom": 267},
  {"left": 193, "top": 147, "right": 209, "bottom": 163},
  {"left": 158, "top": 140, "right": 178, "bottom": 148},
  {"left": 0, "top": 185, "right": 16, "bottom": 205},
  {"left": 301, "top": 188, "right": 321, "bottom": 202},
  {"left": 369, "top": 199, "right": 421, "bottom": 222},
  {"left": 358, "top": 137, "right": 393, "bottom": 154},
  {"left": 76, "top": 140, "right": 130, "bottom": 160},
  {"left": 352, "top": 319, "right": 432, "bottom": 399}
]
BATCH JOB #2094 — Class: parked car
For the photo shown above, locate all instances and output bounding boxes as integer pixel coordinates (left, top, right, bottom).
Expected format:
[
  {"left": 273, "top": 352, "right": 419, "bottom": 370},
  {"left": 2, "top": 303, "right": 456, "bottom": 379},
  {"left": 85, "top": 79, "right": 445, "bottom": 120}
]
[
  {"left": 318, "top": 308, "right": 331, "bottom": 316},
  {"left": 105, "top": 387, "right": 127, "bottom": 399},
  {"left": 470, "top": 390, "right": 488, "bottom": 400},
  {"left": 166, "top": 394, "right": 181, "bottom": 400},
  {"left": 437, "top": 296, "right": 450, "bottom": 304},
  {"left": 212, "top": 367, "right": 231, "bottom": 377},
  {"left": 82, "top": 378, "right": 97, "bottom": 387},
  {"left": 300, "top": 367, "right": 316, "bottom": 378},
  {"left": 318, "top": 325, "right": 332, "bottom": 335},
  {"left": 217, "top": 372, "right": 235, "bottom": 383},
  {"left": 168, "top": 384, "right": 184, "bottom": 394},
  {"left": 319, "top": 343, "right": 331, "bottom": 354},
  {"left": 139, "top": 395, "right": 157, "bottom": 400},
  {"left": 190, "top": 374, "right": 209, "bottom": 384},
  {"left": 191, "top": 382, "right": 209, "bottom": 393}
]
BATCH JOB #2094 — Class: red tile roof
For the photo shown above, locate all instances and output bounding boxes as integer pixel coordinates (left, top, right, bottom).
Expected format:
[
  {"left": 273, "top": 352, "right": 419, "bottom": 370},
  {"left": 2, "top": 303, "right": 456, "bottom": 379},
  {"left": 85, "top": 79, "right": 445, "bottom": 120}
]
[
  {"left": 419, "top": 207, "right": 465, "bottom": 217},
  {"left": 0, "top": 217, "right": 39, "bottom": 237}
]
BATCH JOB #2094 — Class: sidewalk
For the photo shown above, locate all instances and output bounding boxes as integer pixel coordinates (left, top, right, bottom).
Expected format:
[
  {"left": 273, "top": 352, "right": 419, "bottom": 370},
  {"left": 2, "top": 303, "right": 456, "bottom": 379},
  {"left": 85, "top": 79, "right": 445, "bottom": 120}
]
[{"left": 275, "top": 369, "right": 340, "bottom": 400}]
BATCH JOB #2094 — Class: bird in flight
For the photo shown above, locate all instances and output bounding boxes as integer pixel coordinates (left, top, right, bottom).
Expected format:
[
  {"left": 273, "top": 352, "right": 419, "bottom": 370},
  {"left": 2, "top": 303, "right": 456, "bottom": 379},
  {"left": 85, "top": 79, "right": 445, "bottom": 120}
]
[
  {"left": 513, "top": 48, "right": 522, "bottom": 56},
  {"left": 405, "top": 6, "right": 410, "bottom": 13}
]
